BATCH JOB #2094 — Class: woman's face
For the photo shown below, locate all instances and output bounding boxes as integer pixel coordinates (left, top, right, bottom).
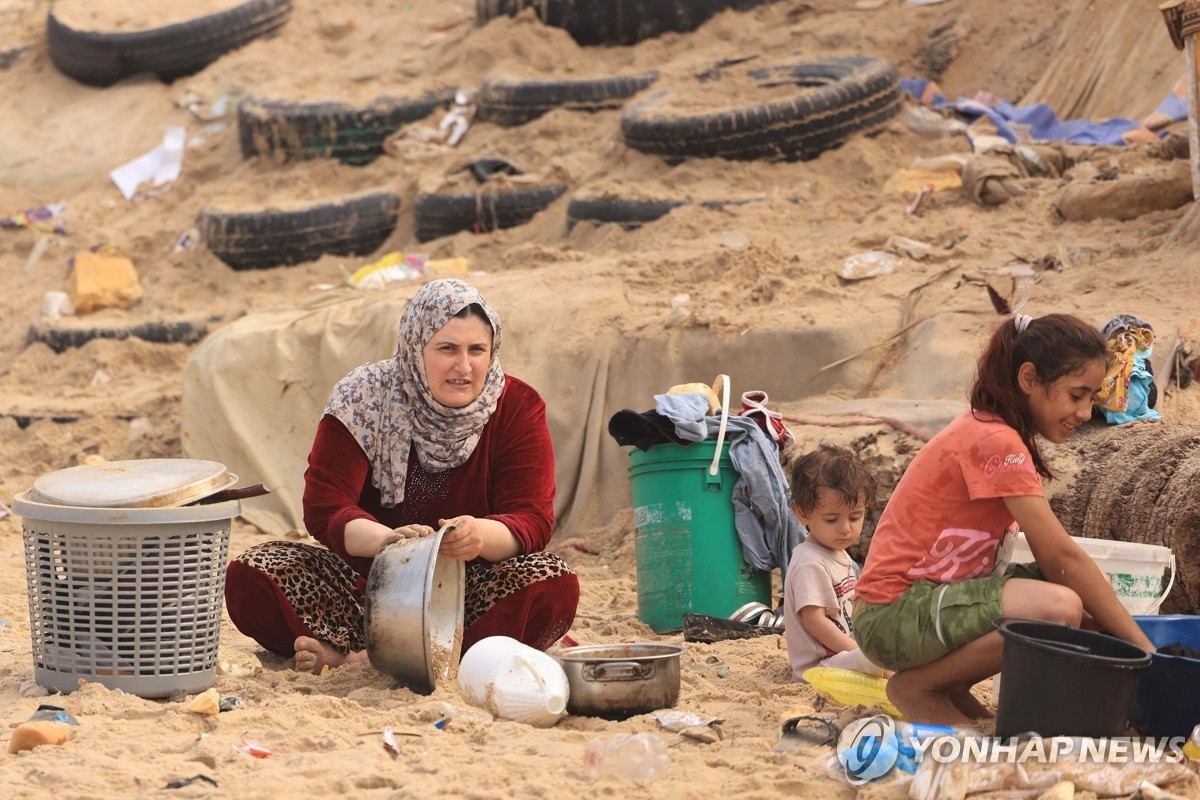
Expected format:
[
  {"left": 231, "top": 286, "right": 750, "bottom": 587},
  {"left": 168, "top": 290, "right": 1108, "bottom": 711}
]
[{"left": 422, "top": 314, "right": 493, "bottom": 407}]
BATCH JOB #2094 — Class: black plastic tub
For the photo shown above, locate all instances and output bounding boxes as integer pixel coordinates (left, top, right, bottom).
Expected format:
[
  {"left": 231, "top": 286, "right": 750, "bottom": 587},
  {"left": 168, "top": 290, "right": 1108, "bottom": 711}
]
[{"left": 995, "top": 619, "right": 1152, "bottom": 739}]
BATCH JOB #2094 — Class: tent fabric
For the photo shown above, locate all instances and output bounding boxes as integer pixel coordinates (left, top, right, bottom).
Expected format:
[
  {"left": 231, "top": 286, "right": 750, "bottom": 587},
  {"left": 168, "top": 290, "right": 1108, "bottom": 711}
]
[{"left": 180, "top": 276, "right": 958, "bottom": 539}]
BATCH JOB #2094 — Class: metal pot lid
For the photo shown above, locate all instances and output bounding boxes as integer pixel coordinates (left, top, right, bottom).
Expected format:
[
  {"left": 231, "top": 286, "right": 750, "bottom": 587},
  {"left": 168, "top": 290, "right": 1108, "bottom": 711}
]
[{"left": 30, "top": 458, "right": 236, "bottom": 508}]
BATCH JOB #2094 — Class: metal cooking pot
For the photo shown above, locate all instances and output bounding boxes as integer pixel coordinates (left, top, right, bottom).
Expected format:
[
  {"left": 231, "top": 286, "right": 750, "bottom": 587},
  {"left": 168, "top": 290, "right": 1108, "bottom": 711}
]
[
  {"left": 363, "top": 525, "right": 464, "bottom": 694},
  {"left": 557, "top": 643, "right": 684, "bottom": 719}
]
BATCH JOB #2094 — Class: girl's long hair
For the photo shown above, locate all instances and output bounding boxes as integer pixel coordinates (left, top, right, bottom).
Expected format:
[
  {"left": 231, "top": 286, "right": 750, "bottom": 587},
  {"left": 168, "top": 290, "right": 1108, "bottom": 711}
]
[{"left": 970, "top": 313, "right": 1107, "bottom": 479}]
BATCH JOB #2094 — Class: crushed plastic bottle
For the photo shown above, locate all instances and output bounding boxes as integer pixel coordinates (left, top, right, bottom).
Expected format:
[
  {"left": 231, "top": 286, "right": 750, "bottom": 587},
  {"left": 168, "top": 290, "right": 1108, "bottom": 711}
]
[{"left": 582, "top": 732, "right": 669, "bottom": 779}]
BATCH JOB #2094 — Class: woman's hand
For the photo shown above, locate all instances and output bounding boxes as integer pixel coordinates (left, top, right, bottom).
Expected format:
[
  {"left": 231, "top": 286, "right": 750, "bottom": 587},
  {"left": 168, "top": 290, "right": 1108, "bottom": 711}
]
[
  {"left": 344, "top": 519, "right": 434, "bottom": 557},
  {"left": 381, "top": 524, "right": 436, "bottom": 550},
  {"left": 437, "top": 516, "right": 521, "bottom": 562},
  {"left": 437, "top": 516, "right": 485, "bottom": 561}
]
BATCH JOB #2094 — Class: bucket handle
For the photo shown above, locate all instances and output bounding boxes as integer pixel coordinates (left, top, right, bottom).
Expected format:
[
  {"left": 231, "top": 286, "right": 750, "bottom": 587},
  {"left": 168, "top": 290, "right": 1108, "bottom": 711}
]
[
  {"left": 1148, "top": 553, "right": 1177, "bottom": 614},
  {"left": 708, "top": 374, "right": 731, "bottom": 480}
]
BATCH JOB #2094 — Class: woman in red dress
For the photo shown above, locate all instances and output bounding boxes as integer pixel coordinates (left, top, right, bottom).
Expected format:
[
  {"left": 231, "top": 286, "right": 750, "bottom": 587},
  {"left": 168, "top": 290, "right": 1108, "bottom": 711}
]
[{"left": 224, "top": 278, "right": 579, "bottom": 673}]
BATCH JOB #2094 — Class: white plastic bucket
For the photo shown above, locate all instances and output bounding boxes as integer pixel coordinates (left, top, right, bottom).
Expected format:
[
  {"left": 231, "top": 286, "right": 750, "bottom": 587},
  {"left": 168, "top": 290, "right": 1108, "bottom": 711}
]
[
  {"left": 1010, "top": 533, "right": 1175, "bottom": 615},
  {"left": 457, "top": 636, "right": 569, "bottom": 728},
  {"left": 991, "top": 534, "right": 1175, "bottom": 707}
]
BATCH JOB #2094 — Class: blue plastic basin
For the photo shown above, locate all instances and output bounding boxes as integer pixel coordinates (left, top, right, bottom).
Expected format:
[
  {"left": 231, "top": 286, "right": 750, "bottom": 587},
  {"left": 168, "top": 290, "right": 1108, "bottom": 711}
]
[{"left": 1131, "top": 615, "right": 1200, "bottom": 737}]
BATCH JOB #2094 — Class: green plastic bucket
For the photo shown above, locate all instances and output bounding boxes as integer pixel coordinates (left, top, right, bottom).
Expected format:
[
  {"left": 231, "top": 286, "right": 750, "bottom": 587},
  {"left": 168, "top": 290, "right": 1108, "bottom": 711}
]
[{"left": 628, "top": 440, "right": 771, "bottom": 633}]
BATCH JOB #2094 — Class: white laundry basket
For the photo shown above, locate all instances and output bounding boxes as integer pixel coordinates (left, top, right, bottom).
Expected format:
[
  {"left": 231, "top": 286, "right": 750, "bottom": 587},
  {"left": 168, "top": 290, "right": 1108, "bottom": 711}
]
[{"left": 15, "top": 491, "right": 239, "bottom": 698}]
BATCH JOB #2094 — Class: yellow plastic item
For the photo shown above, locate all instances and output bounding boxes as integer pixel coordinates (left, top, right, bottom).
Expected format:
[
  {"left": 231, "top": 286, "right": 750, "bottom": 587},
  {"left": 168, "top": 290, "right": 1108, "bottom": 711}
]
[
  {"left": 666, "top": 382, "right": 720, "bottom": 414},
  {"left": 349, "top": 251, "right": 407, "bottom": 286},
  {"left": 1183, "top": 725, "right": 1200, "bottom": 761},
  {"left": 803, "top": 666, "right": 903, "bottom": 719}
]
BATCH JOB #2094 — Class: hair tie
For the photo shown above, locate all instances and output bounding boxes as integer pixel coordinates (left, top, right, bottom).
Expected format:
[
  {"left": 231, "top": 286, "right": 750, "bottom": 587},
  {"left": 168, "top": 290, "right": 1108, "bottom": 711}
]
[{"left": 1014, "top": 314, "right": 1033, "bottom": 334}]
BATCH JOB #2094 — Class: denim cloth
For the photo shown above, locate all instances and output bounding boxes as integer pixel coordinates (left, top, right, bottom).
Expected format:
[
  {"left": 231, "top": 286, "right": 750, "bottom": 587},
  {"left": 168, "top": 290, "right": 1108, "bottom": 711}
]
[{"left": 654, "top": 395, "right": 806, "bottom": 573}]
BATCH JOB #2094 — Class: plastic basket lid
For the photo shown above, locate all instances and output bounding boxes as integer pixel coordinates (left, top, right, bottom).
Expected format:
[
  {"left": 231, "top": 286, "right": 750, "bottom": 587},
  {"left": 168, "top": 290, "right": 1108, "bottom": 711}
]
[{"left": 30, "top": 458, "right": 236, "bottom": 509}]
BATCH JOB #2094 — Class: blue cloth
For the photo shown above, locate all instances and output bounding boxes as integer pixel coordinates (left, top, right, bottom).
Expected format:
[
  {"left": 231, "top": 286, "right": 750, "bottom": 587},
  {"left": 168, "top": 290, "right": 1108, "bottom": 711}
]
[
  {"left": 901, "top": 78, "right": 1187, "bottom": 146},
  {"left": 651, "top": 392, "right": 710, "bottom": 442},
  {"left": 654, "top": 395, "right": 806, "bottom": 573},
  {"left": 1098, "top": 356, "right": 1162, "bottom": 424}
]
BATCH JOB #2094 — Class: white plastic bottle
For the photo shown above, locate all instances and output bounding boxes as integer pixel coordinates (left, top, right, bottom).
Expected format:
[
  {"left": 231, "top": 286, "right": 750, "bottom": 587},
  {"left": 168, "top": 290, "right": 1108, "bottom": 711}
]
[
  {"left": 582, "top": 732, "right": 669, "bottom": 780},
  {"left": 457, "top": 636, "right": 569, "bottom": 728}
]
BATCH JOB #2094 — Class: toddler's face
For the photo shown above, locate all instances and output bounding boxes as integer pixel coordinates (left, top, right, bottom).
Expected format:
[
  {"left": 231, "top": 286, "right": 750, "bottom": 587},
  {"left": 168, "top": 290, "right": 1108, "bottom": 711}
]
[{"left": 793, "top": 487, "right": 867, "bottom": 552}]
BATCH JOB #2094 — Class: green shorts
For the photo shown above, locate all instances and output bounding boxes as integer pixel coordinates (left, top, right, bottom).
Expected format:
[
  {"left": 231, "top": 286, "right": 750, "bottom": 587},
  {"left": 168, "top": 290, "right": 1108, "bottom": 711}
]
[{"left": 853, "top": 563, "right": 1044, "bottom": 672}]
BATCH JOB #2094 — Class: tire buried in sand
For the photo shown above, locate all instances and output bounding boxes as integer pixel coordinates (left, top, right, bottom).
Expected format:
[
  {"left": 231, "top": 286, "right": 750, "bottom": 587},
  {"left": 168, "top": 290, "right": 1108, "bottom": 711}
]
[{"left": 620, "top": 55, "right": 902, "bottom": 161}]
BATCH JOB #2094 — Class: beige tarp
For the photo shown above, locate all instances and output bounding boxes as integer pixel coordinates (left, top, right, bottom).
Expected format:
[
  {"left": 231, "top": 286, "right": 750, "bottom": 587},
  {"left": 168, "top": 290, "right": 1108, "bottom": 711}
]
[
  {"left": 1020, "top": 0, "right": 1183, "bottom": 121},
  {"left": 181, "top": 272, "right": 891, "bottom": 538}
]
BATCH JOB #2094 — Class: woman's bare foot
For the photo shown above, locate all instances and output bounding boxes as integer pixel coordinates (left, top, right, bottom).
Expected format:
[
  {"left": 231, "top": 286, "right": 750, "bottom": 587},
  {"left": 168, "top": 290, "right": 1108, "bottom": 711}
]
[
  {"left": 293, "top": 637, "right": 368, "bottom": 675},
  {"left": 949, "top": 683, "right": 995, "bottom": 720},
  {"left": 886, "top": 671, "right": 973, "bottom": 726}
]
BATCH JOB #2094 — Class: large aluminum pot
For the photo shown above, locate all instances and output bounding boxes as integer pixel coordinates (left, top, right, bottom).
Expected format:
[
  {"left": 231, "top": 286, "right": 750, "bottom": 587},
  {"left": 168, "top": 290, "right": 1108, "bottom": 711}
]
[
  {"left": 364, "top": 525, "right": 464, "bottom": 694},
  {"left": 557, "top": 643, "right": 684, "bottom": 719}
]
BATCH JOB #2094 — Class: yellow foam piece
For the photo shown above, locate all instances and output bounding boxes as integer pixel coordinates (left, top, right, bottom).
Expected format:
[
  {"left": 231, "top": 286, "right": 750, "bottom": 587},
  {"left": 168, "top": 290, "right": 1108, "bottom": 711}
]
[{"left": 803, "top": 666, "right": 903, "bottom": 719}]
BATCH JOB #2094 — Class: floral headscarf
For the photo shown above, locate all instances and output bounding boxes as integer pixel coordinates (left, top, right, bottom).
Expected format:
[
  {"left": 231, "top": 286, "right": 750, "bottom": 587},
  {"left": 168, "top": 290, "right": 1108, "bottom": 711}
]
[{"left": 324, "top": 279, "right": 505, "bottom": 507}]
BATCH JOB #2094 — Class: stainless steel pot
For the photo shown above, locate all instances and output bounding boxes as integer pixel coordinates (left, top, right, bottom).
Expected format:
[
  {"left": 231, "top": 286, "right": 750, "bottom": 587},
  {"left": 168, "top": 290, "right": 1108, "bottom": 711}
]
[
  {"left": 364, "top": 525, "right": 464, "bottom": 694},
  {"left": 557, "top": 643, "right": 684, "bottom": 719}
]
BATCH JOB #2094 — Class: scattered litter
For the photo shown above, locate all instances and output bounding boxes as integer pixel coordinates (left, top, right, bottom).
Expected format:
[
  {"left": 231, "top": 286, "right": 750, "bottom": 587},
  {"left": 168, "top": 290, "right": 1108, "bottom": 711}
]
[
  {"left": 174, "top": 226, "right": 199, "bottom": 251},
  {"left": 649, "top": 710, "right": 724, "bottom": 731},
  {"left": 909, "top": 154, "right": 969, "bottom": 174},
  {"left": 663, "top": 293, "right": 691, "bottom": 328},
  {"left": 68, "top": 251, "right": 143, "bottom": 313},
  {"left": 1130, "top": 781, "right": 1190, "bottom": 800},
  {"left": 2, "top": 201, "right": 67, "bottom": 234},
  {"left": 382, "top": 727, "right": 401, "bottom": 758},
  {"left": 0, "top": 501, "right": 8, "bottom": 520},
  {"left": 165, "top": 774, "right": 218, "bottom": 790},
  {"left": 233, "top": 739, "right": 273, "bottom": 758},
  {"left": 884, "top": 235, "right": 933, "bottom": 260},
  {"left": 188, "top": 122, "right": 229, "bottom": 148},
  {"left": 905, "top": 0, "right": 953, "bottom": 6},
  {"left": 219, "top": 695, "right": 245, "bottom": 713},
  {"left": 41, "top": 291, "right": 74, "bottom": 320},
  {"left": 906, "top": 183, "right": 935, "bottom": 216},
  {"left": 28, "top": 704, "right": 79, "bottom": 726},
  {"left": 904, "top": 105, "right": 968, "bottom": 138},
  {"left": 9, "top": 705, "right": 78, "bottom": 754},
  {"left": 840, "top": 251, "right": 901, "bottom": 281},
  {"left": 882, "top": 167, "right": 962, "bottom": 195},
  {"left": 349, "top": 252, "right": 426, "bottom": 288},
  {"left": 8, "top": 720, "right": 73, "bottom": 754},
  {"left": 467, "top": 157, "right": 521, "bottom": 183},
  {"left": 438, "top": 88, "right": 477, "bottom": 147},
  {"left": 177, "top": 88, "right": 239, "bottom": 121},
  {"left": 110, "top": 127, "right": 186, "bottom": 201},
  {"left": 185, "top": 688, "right": 221, "bottom": 716},
  {"left": 19, "top": 680, "right": 48, "bottom": 698},
  {"left": 24, "top": 236, "right": 51, "bottom": 275},
  {"left": 216, "top": 658, "right": 262, "bottom": 678}
]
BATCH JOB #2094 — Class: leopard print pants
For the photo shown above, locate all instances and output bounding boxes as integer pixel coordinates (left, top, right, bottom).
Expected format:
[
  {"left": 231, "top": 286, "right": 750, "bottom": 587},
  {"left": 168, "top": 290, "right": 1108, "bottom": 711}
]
[{"left": 232, "top": 540, "right": 574, "bottom": 653}]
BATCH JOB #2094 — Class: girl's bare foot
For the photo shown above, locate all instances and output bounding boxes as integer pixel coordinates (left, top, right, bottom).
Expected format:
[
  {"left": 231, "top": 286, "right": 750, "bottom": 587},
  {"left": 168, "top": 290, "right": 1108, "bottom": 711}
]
[
  {"left": 950, "top": 684, "right": 995, "bottom": 720},
  {"left": 293, "top": 637, "right": 368, "bottom": 675},
  {"left": 886, "top": 671, "right": 973, "bottom": 726}
]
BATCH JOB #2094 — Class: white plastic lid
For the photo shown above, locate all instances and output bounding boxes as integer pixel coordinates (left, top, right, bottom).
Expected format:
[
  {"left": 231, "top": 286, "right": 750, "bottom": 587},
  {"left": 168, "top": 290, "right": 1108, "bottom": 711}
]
[{"left": 30, "top": 458, "right": 235, "bottom": 508}]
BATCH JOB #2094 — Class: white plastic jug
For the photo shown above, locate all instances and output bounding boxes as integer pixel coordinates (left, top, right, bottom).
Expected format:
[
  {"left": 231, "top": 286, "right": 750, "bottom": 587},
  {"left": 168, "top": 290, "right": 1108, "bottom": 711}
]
[{"left": 457, "top": 636, "right": 569, "bottom": 728}]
